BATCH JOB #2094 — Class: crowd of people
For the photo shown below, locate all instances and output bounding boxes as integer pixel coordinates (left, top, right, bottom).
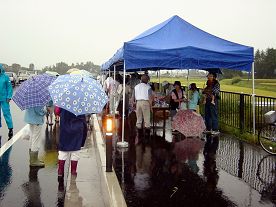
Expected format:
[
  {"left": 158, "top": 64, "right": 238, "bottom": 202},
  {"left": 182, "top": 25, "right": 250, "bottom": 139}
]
[
  {"left": 0, "top": 63, "right": 220, "bottom": 182},
  {"left": 103, "top": 71, "right": 220, "bottom": 136}
]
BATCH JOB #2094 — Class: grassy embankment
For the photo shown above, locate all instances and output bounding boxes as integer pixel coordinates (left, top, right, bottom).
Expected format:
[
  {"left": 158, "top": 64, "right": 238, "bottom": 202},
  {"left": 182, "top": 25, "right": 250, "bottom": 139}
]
[{"left": 151, "top": 77, "right": 276, "bottom": 98}]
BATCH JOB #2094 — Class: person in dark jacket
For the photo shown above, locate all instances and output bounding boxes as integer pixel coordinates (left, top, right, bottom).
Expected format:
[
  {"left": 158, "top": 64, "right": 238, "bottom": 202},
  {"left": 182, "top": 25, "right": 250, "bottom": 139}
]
[
  {"left": 203, "top": 72, "right": 220, "bottom": 135},
  {"left": 57, "top": 109, "right": 87, "bottom": 178}
]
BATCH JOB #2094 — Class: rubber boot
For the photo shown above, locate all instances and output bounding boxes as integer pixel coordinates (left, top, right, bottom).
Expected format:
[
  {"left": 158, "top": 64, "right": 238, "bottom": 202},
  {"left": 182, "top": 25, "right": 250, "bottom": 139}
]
[
  {"left": 71, "top": 160, "right": 78, "bottom": 176},
  {"left": 58, "top": 160, "right": 66, "bottom": 177},
  {"left": 29, "top": 151, "right": 45, "bottom": 167},
  {"left": 8, "top": 128, "right": 13, "bottom": 139}
]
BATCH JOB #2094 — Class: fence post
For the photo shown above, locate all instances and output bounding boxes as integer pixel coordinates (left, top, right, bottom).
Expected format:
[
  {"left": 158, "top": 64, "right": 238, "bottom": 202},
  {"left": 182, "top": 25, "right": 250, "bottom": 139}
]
[{"left": 239, "top": 93, "right": 245, "bottom": 132}]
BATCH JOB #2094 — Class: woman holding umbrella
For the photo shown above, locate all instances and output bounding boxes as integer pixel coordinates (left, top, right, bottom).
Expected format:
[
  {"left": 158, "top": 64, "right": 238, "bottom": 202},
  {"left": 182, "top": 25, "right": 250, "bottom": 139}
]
[
  {"left": 48, "top": 74, "right": 108, "bottom": 178},
  {"left": 13, "top": 73, "right": 57, "bottom": 167},
  {"left": 57, "top": 109, "right": 87, "bottom": 177}
]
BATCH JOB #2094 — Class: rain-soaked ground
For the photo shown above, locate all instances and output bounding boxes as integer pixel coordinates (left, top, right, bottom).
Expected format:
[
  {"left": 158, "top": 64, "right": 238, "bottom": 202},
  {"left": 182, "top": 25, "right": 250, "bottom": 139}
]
[
  {"left": 0, "top": 100, "right": 67, "bottom": 206},
  {"left": 1, "top": 97, "right": 276, "bottom": 207},
  {"left": 113, "top": 112, "right": 276, "bottom": 207}
]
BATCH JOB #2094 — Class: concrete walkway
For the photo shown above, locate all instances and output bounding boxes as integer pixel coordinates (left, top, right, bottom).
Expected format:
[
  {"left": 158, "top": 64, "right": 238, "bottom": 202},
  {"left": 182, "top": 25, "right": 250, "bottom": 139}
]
[{"left": 64, "top": 115, "right": 127, "bottom": 207}]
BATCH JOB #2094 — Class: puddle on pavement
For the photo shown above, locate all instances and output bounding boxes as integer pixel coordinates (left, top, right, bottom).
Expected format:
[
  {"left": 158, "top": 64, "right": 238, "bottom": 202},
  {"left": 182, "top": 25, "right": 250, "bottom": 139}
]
[
  {"left": 0, "top": 122, "right": 67, "bottom": 207},
  {"left": 113, "top": 115, "right": 276, "bottom": 207}
]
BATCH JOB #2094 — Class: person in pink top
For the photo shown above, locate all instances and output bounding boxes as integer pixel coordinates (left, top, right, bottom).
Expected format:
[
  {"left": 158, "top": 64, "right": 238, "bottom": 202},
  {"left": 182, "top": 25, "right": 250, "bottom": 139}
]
[{"left": 170, "top": 81, "right": 187, "bottom": 117}]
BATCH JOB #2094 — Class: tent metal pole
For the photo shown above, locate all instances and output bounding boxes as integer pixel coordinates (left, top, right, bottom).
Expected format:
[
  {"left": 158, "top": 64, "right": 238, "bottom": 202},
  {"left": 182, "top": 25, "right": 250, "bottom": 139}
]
[
  {"left": 159, "top": 70, "right": 161, "bottom": 92},
  {"left": 187, "top": 69, "right": 190, "bottom": 100},
  {"left": 252, "top": 63, "right": 256, "bottom": 136},
  {"left": 117, "top": 62, "right": 128, "bottom": 148},
  {"left": 113, "top": 65, "right": 116, "bottom": 115}
]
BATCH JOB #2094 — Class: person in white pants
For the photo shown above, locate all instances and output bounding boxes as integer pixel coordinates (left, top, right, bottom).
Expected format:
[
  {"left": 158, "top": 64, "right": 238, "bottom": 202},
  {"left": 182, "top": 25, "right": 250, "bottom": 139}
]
[
  {"left": 24, "top": 106, "right": 47, "bottom": 167},
  {"left": 57, "top": 109, "right": 87, "bottom": 178}
]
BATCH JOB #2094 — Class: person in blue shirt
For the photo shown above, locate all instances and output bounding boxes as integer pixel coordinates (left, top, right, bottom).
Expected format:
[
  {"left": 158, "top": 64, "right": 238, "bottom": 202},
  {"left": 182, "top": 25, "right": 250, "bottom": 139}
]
[
  {"left": 188, "top": 83, "right": 200, "bottom": 112},
  {"left": 24, "top": 106, "right": 47, "bottom": 167},
  {"left": 0, "top": 64, "right": 13, "bottom": 138}
]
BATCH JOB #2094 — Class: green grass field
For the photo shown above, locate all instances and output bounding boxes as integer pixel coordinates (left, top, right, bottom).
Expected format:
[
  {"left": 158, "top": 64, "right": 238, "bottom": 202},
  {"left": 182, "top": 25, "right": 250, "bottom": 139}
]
[{"left": 151, "top": 77, "right": 276, "bottom": 98}]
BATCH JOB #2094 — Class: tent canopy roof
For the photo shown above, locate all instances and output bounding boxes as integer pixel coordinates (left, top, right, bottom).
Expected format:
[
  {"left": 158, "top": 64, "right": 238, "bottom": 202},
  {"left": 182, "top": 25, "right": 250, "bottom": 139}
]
[{"left": 102, "top": 15, "right": 254, "bottom": 71}]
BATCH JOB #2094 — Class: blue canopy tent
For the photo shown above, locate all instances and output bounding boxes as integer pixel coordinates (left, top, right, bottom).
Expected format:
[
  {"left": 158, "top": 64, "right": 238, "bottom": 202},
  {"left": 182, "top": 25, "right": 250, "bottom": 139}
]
[
  {"left": 102, "top": 15, "right": 253, "bottom": 71},
  {"left": 102, "top": 15, "right": 256, "bottom": 145}
]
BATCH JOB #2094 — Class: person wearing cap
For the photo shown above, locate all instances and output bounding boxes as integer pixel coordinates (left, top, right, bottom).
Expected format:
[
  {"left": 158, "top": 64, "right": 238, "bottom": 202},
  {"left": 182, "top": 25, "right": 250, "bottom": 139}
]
[
  {"left": 133, "top": 74, "right": 153, "bottom": 133},
  {"left": 0, "top": 64, "right": 13, "bottom": 138},
  {"left": 170, "top": 81, "right": 186, "bottom": 117},
  {"left": 203, "top": 72, "right": 220, "bottom": 135}
]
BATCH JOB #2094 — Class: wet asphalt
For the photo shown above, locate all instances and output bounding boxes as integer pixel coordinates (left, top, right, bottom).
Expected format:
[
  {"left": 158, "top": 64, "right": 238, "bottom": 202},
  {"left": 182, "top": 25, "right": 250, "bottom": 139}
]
[
  {"left": 113, "top": 112, "right": 276, "bottom": 207},
  {"left": 0, "top": 100, "right": 67, "bottom": 207},
  {"left": 1, "top": 93, "right": 276, "bottom": 207}
]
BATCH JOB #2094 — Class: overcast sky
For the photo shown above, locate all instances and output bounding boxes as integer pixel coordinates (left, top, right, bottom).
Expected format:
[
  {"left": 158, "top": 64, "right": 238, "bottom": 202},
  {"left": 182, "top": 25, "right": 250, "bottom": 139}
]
[{"left": 0, "top": 0, "right": 275, "bottom": 69}]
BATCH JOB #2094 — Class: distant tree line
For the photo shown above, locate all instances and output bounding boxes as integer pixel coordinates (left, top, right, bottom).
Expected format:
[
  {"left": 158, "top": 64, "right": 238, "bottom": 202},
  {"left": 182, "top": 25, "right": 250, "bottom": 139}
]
[
  {"left": 255, "top": 48, "right": 276, "bottom": 78},
  {"left": 42, "top": 61, "right": 100, "bottom": 75},
  {"left": 0, "top": 63, "right": 35, "bottom": 73},
  {"left": 0, "top": 61, "right": 100, "bottom": 75}
]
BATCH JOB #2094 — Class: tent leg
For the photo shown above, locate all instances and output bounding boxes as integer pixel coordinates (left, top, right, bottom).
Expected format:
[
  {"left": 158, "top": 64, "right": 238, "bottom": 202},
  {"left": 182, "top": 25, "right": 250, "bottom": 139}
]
[
  {"left": 159, "top": 70, "right": 161, "bottom": 92},
  {"left": 113, "top": 65, "right": 116, "bottom": 116},
  {"left": 252, "top": 64, "right": 256, "bottom": 136},
  {"left": 117, "top": 62, "right": 128, "bottom": 148}
]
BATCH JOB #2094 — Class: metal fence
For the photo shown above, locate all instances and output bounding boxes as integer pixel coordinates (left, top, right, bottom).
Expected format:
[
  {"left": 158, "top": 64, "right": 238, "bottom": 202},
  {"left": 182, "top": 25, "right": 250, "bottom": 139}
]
[{"left": 199, "top": 90, "right": 276, "bottom": 133}]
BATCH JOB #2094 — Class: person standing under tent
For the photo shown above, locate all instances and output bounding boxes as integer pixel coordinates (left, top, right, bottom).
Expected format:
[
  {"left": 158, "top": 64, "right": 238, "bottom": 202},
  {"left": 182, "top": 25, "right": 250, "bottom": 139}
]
[
  {"left": 203, "top": 72, "right": 220, "bottom": 135},
  {"left": 170, "top": 81, "right": 187, "bottom": 117},
  {"left": 24, "top": 106, "right": 47, "bottom": 167},
  {"left": 0, "top": 64, "right": 14, "bottom": 138},
  {"left": 129, "top": 72, "right": 141, "bottom": 98},
  {"left": 116, "top": 74, "right": 131, "bottom": 117},
  {"left": 57, "top": 109, "right": 87, "bottom": 178},
  {"left": 133, "top": 74, "right": 153, "bottom": 138},
  {"left": 103, "top": 73, "right": 113, "bottom": 93},
  {"left": 188, "top": 83, "right": 200, "bottom": 112}
]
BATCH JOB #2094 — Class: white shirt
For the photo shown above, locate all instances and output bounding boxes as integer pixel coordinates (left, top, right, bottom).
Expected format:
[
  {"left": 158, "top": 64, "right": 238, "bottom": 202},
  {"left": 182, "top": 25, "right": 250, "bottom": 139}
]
[
  {"left": 103, "top": 77, "right": 113, "bottom": 92},
  {"left": 134, "top": 83, "right": 151, "bottom": 101}
]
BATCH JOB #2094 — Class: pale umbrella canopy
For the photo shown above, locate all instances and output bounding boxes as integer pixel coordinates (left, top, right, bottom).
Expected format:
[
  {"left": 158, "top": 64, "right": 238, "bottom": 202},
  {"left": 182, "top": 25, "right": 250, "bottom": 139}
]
[{"left": 66, "top": 68, "right": 80, "bottom": 74}]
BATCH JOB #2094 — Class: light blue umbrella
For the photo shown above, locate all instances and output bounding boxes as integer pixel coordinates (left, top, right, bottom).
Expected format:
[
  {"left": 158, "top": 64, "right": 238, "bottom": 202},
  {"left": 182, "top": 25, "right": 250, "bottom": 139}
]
[
  {"left": 48, "top": 74, "right": 108, "bottom": 115},
  {"left": 12, "top": 74, "right": 56, "bottom": 110}
]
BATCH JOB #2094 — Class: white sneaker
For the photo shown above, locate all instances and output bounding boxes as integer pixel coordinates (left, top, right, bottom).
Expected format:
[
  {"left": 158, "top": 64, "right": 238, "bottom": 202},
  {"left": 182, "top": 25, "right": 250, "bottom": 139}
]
[{"left": 211, "top": 130, "right": 220, "bottom": 135}]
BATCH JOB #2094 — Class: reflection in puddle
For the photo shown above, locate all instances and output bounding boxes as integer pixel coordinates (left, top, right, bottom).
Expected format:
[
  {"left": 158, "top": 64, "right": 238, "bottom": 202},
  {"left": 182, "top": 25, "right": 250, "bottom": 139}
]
[{"left": 114, "top": 115, "right": 276, "bottom": 207}]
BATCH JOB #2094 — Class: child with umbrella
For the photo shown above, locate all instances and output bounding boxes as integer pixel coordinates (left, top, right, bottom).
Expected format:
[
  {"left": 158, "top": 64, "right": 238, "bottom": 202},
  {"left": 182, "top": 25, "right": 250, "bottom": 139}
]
[
  {"left": 57, "top": 109, "right": 87, "bottom": 177},
  {"left": 47, "top": 74, "right": 108, "bottom": 178}
]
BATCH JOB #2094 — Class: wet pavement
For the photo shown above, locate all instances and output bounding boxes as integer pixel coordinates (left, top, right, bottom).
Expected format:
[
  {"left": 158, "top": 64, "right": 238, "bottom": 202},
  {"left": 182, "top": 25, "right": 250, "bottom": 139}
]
[
  {"left": 113, "top": 112, "right": 276, "bottom": 207},
  {"left": 1, "top": 92, "right": 276, "bottom": 207},
  {"left": 0, "top": 99, "right": 68, "bottom": 206}
]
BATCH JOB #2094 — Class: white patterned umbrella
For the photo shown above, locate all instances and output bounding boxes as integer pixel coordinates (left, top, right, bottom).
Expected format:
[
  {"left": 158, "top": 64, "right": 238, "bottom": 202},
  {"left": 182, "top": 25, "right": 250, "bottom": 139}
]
[{"left": 48, "top": 74, "right": 108, "bottom": 115}]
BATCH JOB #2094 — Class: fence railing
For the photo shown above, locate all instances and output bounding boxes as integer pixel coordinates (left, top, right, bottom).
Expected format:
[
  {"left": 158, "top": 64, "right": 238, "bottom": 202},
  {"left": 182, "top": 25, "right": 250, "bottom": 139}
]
[{"left": 197, "top": 89, "right": 276, "bottom": 133}]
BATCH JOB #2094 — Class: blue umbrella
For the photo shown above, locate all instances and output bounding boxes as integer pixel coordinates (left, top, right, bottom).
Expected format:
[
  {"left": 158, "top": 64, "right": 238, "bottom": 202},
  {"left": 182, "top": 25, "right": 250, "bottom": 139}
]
[
  {"left": 48, "top": 74, "right": 108, "bottom": 115},
  {"left": 12, "top": 74, "right": 56, "bottom": 110}
]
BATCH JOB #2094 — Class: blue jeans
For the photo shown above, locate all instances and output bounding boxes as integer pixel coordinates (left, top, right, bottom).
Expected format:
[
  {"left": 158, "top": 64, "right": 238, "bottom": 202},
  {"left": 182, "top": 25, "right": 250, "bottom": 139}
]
[{"left": 205, "top": 101, "right": 218, "bottom": 131}]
